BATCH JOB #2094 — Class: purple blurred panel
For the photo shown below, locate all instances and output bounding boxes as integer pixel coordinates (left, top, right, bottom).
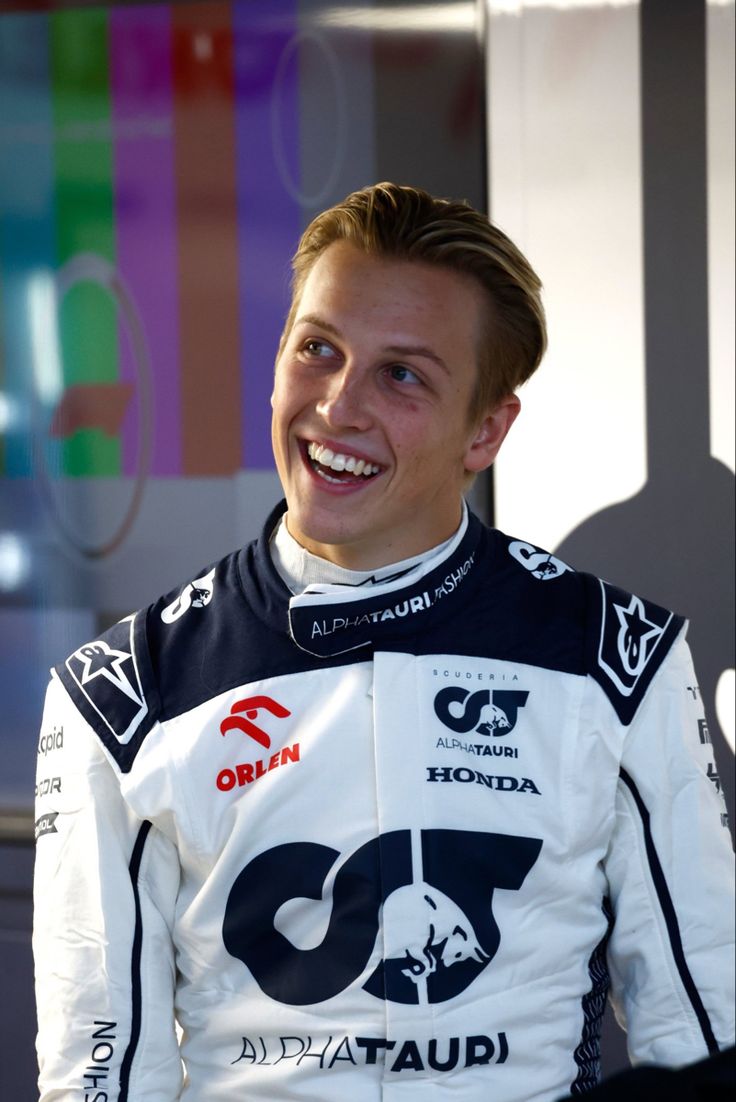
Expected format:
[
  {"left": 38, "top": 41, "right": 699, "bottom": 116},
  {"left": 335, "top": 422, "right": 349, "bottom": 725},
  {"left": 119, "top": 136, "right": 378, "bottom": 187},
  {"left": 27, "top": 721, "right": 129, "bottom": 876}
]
[
  {"left": 110, "top": 5, "right": 181, "bottom": 476},
  {"left": 233, "top": 0, "right": 302, "bottom": 470}
]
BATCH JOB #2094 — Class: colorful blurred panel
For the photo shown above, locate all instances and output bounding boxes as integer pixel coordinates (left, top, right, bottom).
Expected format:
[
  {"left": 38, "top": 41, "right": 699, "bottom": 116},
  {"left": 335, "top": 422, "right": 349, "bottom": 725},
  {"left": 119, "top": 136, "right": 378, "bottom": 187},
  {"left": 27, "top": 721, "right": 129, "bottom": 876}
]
[{"left": 0, "top": 1, "right": 306, "bottom": 480}]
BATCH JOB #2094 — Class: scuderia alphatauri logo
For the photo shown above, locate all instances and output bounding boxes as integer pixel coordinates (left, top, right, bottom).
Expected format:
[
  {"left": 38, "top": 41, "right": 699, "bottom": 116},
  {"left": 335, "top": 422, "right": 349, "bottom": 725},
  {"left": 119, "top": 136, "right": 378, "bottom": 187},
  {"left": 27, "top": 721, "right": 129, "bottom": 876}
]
[
  {"left": 434, "top": 688, "right": 529, "bottom": 737},
  {"left": 223, "top": 829, "right": 542, "bottom": 1008},
  {"left": 431, "top": 685, "right": 539, "bottom": 790}
]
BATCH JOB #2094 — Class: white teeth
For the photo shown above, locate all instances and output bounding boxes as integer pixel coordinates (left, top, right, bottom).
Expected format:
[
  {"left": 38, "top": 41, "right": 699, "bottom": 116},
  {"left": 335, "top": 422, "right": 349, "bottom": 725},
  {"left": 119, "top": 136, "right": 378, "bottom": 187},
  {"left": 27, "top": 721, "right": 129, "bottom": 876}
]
[{"left": 307, "top": 442, "right": 379, "bottom": 477}]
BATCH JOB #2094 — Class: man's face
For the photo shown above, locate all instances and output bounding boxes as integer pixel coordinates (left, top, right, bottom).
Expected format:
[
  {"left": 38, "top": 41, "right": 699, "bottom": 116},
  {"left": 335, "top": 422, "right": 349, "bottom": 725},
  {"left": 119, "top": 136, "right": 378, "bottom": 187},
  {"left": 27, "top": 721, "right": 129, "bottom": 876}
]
[{"left": 271, "top": 241, "right": 519, "bottom": 569}]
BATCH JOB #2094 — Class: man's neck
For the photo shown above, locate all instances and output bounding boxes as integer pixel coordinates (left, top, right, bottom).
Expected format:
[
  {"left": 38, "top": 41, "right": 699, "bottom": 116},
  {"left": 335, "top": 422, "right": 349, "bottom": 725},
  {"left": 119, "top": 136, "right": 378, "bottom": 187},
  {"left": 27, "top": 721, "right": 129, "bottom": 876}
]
[{"left": 270, "top": 507, "right": 467, "bottom": 595}]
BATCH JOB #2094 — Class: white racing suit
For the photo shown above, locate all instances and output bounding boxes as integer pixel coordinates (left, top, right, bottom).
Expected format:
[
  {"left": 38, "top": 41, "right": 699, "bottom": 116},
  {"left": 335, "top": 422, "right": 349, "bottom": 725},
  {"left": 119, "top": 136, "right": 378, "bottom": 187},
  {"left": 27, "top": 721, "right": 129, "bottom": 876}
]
[{"left": 33, "top": 503, "right": 735, "bottom": 1101}]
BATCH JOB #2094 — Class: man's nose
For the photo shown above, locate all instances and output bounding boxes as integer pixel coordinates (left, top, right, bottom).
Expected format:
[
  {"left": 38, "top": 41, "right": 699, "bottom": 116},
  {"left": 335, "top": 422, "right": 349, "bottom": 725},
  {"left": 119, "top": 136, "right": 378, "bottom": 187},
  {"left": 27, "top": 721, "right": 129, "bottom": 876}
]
[{"left": 315, "top": 365, "right": 373, "bottom": 429}]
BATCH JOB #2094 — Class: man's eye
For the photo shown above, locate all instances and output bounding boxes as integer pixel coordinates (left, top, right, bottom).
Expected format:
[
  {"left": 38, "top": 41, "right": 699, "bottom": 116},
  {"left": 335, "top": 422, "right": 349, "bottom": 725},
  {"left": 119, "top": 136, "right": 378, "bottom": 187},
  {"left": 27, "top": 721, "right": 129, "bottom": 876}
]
[
  {"left": 303, "top": 339, "right": 334, "bottom": 357},
  {"left": 389, "top": 364, "right": 421, "bottom": 385}
]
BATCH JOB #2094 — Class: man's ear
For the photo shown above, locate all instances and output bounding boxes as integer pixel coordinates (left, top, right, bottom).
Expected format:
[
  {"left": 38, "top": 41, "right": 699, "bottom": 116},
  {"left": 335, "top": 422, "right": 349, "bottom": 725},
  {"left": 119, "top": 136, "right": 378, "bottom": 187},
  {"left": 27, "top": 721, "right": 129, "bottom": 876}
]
[{"left": 463, "top": 394, "right": 521, "bottom": 474}]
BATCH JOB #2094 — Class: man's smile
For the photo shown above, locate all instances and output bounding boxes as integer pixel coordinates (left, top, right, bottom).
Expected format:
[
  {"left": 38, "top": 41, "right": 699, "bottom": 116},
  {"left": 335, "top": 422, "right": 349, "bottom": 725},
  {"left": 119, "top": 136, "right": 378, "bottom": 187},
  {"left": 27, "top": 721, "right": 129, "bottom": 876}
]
[{"left": 304, "top": 440, "right": 384, "bottom": 484}]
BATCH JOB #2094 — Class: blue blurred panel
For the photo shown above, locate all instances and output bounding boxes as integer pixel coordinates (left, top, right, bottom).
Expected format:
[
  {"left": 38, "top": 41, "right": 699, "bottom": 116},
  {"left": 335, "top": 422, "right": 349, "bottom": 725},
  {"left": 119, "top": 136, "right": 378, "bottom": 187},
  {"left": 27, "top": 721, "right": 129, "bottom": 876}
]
[{"left": 0, "top": 13, "right": 60, "bottom": 478}]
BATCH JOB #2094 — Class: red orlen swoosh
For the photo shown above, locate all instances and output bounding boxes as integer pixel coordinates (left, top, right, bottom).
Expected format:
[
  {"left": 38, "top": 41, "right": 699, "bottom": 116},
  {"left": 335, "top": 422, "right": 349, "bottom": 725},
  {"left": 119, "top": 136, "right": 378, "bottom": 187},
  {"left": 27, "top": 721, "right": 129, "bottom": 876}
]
[{"left": 220, "top": 696, "right": 292, "bottom": 749}]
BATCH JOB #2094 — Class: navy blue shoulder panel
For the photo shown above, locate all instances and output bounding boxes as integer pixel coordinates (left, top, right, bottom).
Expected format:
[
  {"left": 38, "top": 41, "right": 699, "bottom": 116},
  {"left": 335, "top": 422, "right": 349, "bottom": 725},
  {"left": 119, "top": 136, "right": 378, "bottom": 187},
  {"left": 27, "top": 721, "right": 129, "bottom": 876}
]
[
  {"left": 143, "top": 518, "right": 592, "bottom": 728},
  {"left": 411, "top": 529, "right": 685, "bottom": 730},
  {"left": 585, "top": 575, "right": 685, "bottom": 726},
  {"left": 56, "top": 610, "right": 159, "bottom": 774},
  {"left": 61, "top": 506, "right": 685, "bottom": 764},
  {"left": 56, "top": 549, "right": 258, "bottom": 772},
  {"left": 144, "top": 538, "right": 338, "bottom": 723},
  {"left": 403, "top": 527, "right": 590, "bottom": 675}
]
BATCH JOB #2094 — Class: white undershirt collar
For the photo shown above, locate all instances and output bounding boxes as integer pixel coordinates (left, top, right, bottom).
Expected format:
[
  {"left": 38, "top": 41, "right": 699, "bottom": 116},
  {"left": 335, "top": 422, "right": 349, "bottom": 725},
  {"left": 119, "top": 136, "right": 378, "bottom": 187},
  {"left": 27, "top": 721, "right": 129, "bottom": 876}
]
[{"left": 270, "top": 505, "right": 468, "bottom": 596}]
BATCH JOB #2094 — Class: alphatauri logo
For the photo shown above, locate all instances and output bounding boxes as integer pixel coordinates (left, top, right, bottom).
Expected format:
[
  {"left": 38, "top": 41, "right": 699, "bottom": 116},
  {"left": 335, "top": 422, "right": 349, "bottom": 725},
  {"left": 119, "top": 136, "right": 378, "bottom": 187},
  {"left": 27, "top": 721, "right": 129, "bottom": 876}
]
[
  {"left": 433, "top": 688, "right": 529, "bottom": 737},
  {"left": 223, "top": 829, "right": 542, "bottom": 1006}
]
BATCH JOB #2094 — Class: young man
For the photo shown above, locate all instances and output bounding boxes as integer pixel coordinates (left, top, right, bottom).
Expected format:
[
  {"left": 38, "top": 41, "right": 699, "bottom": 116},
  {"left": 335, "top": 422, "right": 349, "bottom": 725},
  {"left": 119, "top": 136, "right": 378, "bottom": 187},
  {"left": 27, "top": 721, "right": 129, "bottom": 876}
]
[{"left": 34, "top": 183, "right": 734, "bottom": 1102}]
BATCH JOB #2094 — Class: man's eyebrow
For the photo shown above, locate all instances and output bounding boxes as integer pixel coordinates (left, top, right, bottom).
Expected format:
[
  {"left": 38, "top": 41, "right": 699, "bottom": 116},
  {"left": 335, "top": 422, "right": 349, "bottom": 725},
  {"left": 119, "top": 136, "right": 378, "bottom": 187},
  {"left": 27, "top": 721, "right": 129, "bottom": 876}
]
[
  {"left": 293, "top": 314, "right": 449, "bottom": 374},
  {"left": 293, "top": 313, "right": 342, "bottom": 337},
  {"left": 384, "top": 344, "right": 449, "bottom": 374}
]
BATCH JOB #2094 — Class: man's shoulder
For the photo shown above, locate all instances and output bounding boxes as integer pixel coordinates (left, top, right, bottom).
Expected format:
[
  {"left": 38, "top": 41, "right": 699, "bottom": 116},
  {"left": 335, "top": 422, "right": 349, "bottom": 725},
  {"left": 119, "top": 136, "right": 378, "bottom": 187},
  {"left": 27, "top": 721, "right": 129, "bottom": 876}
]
[
  {"left": 482, "top": 525, "right": 587, "bottom": 632},
  {"left": 53, "top": 543, "right": 256, "bottom": 772},
  {"left": 487, "top": 525, "right": 686, "bottom": 724}
]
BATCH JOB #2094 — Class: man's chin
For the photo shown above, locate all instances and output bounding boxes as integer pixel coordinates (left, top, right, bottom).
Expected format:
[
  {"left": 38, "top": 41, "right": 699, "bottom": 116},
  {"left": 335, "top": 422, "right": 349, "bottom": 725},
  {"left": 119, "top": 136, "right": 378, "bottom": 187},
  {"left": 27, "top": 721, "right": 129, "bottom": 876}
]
[{"left": 287, "top": 512, "right": 379, "bottom": 567}]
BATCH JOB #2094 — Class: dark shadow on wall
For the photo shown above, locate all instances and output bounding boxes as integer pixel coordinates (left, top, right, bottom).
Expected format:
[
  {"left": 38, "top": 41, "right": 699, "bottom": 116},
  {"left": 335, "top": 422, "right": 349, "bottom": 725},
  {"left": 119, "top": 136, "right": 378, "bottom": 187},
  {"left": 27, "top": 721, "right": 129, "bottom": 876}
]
[
  {"left": 557, "top": 0, "right": 735, "bottom": 1079},
  {"left": 557, "top": 461, "right": 735, "bottom": 832},
  {"left": 558, "top": 0, "right": 735, "bottom": 840}
]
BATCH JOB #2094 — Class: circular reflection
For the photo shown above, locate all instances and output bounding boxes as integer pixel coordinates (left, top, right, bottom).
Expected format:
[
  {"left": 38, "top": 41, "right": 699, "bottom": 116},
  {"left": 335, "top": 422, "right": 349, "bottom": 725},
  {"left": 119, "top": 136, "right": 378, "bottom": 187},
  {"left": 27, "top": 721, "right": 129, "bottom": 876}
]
[
  {"left": 271, "top": 31, "right": 347, "bottom": 208},
  {"left": 33, "top": 253, "right": 153, "bottom": 560}
]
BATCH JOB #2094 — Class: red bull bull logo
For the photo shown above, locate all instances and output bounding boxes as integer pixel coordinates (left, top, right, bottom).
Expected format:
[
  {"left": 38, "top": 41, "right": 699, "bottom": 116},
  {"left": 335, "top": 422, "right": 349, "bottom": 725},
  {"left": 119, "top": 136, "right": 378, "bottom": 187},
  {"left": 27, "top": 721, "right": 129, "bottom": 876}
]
[{"left": 381, "top": 883, "right": 489, "bottom": 984}]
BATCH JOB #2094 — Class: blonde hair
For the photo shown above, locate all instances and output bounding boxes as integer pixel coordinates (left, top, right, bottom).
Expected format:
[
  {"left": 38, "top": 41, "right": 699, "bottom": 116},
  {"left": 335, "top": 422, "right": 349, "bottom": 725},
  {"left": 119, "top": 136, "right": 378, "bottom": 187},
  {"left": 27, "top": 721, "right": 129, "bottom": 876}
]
[{"left": 282, "top": 182, "right": 547, "bottom": 420}]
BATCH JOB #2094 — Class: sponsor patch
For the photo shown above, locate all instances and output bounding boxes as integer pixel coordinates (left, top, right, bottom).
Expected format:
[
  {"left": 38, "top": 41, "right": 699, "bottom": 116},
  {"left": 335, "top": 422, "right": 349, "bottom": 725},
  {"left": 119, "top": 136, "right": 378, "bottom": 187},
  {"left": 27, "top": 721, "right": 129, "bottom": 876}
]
[
  {"left": 55, "top": 614, "right": 154, "bottom": 772},
  {"left": 223, "top": 828, "right": 541, "bottom": 1006},
  {"left": 84, "top": 1021, "right": 117, "bottom": 1096},
  {"left": 426, "top": 766, "right": 540, "bottom": 794},
  {"left": 592, "top": 581, "right": 683, "bottom": 725},
  {"left": 63, "top": 617, "right": 147, "bottom": 745},
  {"left": 598, "top": 585, "right": 671, "bottom": 696},
  {"left": 287, "top": 531, "right": 480, "bottom": 657},
  {"left": 161, "top": 567, "right": 216, "bottom": 623},
  {"left": 509, "top": 541, "right": 572, "bottom": 581},
  {"left": 434, "top": 688, "right": 529, "bottom": 737},
  {"left": 230, "top": 1031, "right": 509, "bottom": 1074},
  {"left": 37, "top": 725, "right": 64, "bottom": 757},
  {"left": 35, "top": 776, "right": 62, "bottom": 798},
  {"left": 217, "top": 696, "right": 298, "bottom": 791},
  {"left": 220, "top": 695, "right": 291, "bottom": 749},
  {"left": 217, "top": 744, "right": 301, "bottom": 791},
  {"left": 35, "top": 812, "right": 59, "bottom": 840}
]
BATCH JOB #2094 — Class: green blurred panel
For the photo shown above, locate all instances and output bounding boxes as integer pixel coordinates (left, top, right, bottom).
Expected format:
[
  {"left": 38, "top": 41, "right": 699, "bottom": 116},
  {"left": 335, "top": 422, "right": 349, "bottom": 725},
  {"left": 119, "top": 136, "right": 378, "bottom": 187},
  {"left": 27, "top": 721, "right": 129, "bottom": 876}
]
[
  {"left": 51, "top": 7, "right": 118, "bottom": 477},
  {"left": 57, "top": 282, "right": 118, "bottom": 476}
]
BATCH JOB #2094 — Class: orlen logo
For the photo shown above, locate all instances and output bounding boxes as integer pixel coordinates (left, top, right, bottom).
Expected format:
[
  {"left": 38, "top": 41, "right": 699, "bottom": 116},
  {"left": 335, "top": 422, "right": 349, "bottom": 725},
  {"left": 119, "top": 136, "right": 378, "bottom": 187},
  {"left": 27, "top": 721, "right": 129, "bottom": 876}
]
[
  {"left": 220, "top": 696, "right": 291, "bottom": 749},
  {"left": 434, "top": 688, "right": 529, "bottom": 737},
  {"left": 217, "top": 695, "right": 298, "bottom": 792}
]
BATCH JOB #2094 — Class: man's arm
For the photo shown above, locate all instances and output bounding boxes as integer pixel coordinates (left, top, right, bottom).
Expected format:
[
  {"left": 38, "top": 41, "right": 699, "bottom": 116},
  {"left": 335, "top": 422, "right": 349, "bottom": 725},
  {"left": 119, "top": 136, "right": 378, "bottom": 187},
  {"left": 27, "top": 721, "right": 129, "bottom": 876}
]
[
  {"left": 34, "top": 674, "right": 182, "bottom": 1101},
  {"left": 603, "top": 633, "right": 735, "bottom": 1065}
]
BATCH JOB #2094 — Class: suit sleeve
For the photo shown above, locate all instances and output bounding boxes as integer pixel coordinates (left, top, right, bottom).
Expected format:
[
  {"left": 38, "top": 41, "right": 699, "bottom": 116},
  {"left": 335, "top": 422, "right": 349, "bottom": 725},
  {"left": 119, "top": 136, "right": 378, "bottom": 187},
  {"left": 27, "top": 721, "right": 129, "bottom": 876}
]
[
  {"left": 603, "top": 633, "right": 735, "bottom": 1066},
  {"left": 33, "top": 673, "right": 183, "bottom": 1101}
]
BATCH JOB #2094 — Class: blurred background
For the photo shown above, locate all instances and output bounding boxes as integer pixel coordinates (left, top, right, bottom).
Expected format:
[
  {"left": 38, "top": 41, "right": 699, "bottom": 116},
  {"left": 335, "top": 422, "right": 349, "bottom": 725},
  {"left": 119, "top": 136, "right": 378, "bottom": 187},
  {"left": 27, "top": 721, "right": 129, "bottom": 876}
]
[{"left": 0, "top": 0, "right": 733, "bottom": 1097}]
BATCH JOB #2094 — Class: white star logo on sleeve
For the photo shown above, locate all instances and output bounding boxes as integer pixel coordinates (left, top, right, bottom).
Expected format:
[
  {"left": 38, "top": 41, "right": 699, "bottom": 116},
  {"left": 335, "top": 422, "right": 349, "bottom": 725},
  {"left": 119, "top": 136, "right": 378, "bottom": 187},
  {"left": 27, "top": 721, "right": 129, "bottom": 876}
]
[
  {"left": 75, "top": 641, "right": 144, "bottom": 706},
  {"left": 613, "top": 596, "right": 664, "bottom": 678}
]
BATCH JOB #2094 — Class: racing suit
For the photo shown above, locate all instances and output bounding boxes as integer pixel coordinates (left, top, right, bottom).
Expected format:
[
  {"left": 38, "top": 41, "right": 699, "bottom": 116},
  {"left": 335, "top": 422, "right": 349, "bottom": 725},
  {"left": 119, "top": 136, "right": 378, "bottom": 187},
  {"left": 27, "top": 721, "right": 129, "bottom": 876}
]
[{"left": 33, "top": 502, "right": 735, "bottom": 1101}]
